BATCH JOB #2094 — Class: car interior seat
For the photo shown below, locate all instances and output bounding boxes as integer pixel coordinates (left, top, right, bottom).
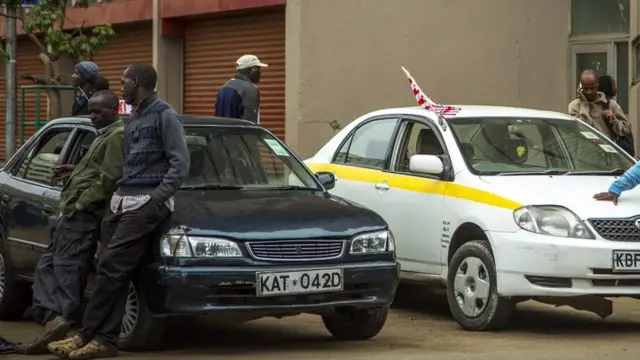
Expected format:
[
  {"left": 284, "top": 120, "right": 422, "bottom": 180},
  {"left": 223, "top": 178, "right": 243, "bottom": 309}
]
[
  {"left": 416, "top": 129, "right": 443, "bottom": 156},
  {"left": 186, "top": 147, "right": 207, "bottom": 185}
]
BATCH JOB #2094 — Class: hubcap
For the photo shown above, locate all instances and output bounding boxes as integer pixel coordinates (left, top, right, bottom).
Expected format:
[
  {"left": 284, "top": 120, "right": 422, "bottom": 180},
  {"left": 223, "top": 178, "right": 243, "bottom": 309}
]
[
  {"left": 120, "top": 282, "right": 139, "bottom": 339},
  {"left": 453, "top": 256, "right": 491, "bottom": 318},
  {"left": 0, "top": 253, "right": 5, "bottom": 303}
]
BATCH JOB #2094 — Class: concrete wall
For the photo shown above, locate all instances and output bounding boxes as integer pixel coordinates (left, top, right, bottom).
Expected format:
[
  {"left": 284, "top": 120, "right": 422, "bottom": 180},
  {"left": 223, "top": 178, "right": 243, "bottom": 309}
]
[{"left": 285, "top": 0, "right": 571, "bottom": 158}]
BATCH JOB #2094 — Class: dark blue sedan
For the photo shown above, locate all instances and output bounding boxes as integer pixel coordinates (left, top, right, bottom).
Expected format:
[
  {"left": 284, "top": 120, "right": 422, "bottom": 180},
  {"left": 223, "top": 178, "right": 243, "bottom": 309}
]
[{"left": 0, "top": 116, "right": 400, "bottom": 351}]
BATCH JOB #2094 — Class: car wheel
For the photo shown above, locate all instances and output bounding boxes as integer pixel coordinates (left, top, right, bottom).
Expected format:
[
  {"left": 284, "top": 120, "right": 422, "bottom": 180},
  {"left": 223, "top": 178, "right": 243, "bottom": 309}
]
[
  {"left": 322, "top": 306, "right": 389, "bottom": 341},
  {"left": 446, "top": 240, "right": 515, "bottom": 331},
  {"left": 0, "top": 238, "right": 31, "bottom": 320},
  {"left": 117, "top": 281, "right": 166, "bottom": 352}
]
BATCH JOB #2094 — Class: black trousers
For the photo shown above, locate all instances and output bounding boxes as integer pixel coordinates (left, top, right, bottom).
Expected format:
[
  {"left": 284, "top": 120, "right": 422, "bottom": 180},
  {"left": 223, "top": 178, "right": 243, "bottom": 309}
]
[
  {"left": 32, "top": 211, "right": 100, "bottom": 327},
  {"left": 79, "top": 200, "right": 171, "bottom": 346}
]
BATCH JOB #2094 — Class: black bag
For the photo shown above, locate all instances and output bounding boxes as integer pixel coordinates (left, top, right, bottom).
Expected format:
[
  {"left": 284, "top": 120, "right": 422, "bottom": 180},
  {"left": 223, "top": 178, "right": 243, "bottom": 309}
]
[{"left": 603, "top": 99, "right": 635, "bottom": 157}]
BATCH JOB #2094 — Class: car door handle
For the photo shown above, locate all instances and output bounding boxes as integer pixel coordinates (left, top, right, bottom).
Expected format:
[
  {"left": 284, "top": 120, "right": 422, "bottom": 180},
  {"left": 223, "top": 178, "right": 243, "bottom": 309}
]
[
  {"left": 42, "top": 205, "right": 54, "bottom": 215},
  {"left": 374, "top": 182, "right": 390, "bottom": 191},
  {"left": 0, "top": 194, "right": 9, "bottom": 204}
]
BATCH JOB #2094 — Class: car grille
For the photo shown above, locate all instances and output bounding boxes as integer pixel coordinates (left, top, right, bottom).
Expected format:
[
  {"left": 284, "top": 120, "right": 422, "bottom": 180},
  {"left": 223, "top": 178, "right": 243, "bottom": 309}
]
[
  {"left": 589, "top": 218, "right": 640, "bottom": 241},
  {"left": 246, "top": 240, "right": 345, "bottom": 261}
]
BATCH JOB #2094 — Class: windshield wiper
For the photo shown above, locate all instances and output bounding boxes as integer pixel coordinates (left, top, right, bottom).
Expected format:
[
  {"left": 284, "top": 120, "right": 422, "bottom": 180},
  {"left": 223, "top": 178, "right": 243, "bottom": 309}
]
[
  {"left": 260, "top": 185, "right": 319, "bottom": 191},
  {"left": 181, "top": 184, "right": 245, "bottom": 190},
  {"left": 496, "top": 169, "right": 570, "bottom": 176},
  {"left": 564, "top": 168, "right": 626, "bottom": 176}
]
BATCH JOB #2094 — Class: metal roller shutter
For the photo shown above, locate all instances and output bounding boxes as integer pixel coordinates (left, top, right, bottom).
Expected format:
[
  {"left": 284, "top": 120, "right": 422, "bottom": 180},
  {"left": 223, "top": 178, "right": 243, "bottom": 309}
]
[
  {"left": 184, "top": 9, "right": 286, "bottom": 140},
  {"left": 0, "top": 24, "right": 151, "bottom": 161},
  {"left": 92, "top": 23, "right": 153, "bottom": 95}
]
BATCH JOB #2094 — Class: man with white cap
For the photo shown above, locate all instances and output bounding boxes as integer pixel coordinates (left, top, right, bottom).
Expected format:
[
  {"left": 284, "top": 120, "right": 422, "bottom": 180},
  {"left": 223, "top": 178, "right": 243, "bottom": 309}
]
[{"left": 215, "top": 54, "right": 268, "bottom": 123}]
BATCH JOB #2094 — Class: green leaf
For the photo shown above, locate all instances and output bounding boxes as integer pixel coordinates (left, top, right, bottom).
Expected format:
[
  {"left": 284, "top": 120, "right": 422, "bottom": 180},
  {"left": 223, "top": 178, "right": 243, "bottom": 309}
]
[{"left": 18, "top": 0, "right": 115, "bottom": 61}]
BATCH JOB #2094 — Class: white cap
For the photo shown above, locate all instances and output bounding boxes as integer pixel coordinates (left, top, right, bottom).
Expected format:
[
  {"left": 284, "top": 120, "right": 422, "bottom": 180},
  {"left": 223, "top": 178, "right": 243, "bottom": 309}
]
[{"left": 236, "top": 55, "right": 268, "bottom": 70}]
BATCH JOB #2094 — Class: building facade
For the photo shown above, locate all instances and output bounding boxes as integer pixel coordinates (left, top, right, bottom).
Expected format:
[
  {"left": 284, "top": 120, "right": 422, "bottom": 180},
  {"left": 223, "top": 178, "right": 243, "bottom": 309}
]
[{"left": 0, "top": 0, "right": 638, "bottom": 160}]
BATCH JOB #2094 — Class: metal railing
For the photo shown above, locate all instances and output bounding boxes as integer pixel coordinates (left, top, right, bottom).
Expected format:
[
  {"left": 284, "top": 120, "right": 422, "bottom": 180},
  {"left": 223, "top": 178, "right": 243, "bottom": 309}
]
[{"left": 20, "top": 84, "right": 77, "bottom": 145}]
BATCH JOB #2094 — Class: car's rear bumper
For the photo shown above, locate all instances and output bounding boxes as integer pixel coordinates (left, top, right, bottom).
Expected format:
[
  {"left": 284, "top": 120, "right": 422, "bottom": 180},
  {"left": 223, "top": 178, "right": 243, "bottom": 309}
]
[{"left": 142, "top": 261, "right": 400, "bottom": 314}]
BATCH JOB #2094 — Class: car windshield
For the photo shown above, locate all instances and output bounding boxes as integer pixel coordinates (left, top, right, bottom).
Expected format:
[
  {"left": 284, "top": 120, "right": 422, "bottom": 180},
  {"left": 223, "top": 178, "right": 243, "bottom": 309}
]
[
  {"left": 447, "top": 117, "right": 635, "bottom": 175},
  {"left": 181, "top": 126, "right": 320, "bottom": 190}
]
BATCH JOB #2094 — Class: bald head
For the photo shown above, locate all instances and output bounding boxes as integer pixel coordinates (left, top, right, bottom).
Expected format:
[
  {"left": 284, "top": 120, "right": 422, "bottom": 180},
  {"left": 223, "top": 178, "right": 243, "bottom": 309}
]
[
  {"left": 579, "top": 70, "right": 599, "bottom": 102},
  {"left": 88, "top": 90, "right": 119, "bottom": 129}
]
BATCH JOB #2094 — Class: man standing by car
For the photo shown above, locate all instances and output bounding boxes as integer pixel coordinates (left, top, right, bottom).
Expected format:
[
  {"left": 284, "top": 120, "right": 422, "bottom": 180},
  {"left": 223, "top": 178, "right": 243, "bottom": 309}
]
[
  {"left": 568, "top": 70, "right": 632, "bottom": 140},
  {"left": 17, "top": 90, "right": 125, "bottom": 355},
  {"left": 215, "top": 54, "right": 268, "bottom": 123},
  {"left": 48, "top": 63, "right": 190, "bottom": 360},
  {"left": 71, "top": 61, "right": 101, "bottom": 116}
]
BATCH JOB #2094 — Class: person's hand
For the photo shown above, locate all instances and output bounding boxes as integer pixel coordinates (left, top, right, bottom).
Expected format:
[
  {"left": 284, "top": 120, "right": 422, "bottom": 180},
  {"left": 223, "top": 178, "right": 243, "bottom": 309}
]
[
  {"left": 53, "top": 164, "right": 74, "bottom": 177},
  {"left": 602, "top": 109, "right": 614, "bottom": 121},
  {"left": 578, "top": 88, "right": 588, "bottom": 102},
  {"left": 594, "top": 191, "right": 619, "bottom": 205}
]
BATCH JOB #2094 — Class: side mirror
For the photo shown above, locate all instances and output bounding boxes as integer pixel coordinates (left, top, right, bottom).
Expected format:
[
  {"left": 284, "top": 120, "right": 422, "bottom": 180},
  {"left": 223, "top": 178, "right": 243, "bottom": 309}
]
[
  {"left": 410, "top": 154, "right": 444, "bottom": 175},
  {"left": 315, "top": 171, "right": 336, "bottom": 190}
]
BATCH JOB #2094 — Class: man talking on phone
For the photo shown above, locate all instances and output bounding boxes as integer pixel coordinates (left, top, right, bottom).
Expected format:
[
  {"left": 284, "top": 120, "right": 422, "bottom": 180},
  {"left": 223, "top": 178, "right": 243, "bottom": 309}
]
[
  {"left": 568, "top": 69, "right": 631, "bottom": 140},
  {"left": 17, "top": 90, "right": 125, "bottom": 355}
]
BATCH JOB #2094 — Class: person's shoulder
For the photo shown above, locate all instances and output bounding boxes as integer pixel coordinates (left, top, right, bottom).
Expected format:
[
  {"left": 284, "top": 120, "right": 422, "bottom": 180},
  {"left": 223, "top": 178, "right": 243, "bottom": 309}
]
[
  {"left": 608, "top": 98, "right": 622, "bottom": 109},
  {"left": 568, "top": 98, "right": 581, "bottom": 106}
]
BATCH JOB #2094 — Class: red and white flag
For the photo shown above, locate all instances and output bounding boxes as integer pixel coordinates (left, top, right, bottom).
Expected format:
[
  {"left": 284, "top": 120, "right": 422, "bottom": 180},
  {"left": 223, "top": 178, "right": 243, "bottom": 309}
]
[{"left": 401, "top": 66, "right": 461, "bottom": 116}]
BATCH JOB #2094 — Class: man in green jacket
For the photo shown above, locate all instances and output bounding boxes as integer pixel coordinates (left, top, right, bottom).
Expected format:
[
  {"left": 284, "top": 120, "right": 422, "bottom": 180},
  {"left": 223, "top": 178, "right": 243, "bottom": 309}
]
[{"left": 18, "top": 90, "right": 125, "bottom": 355}]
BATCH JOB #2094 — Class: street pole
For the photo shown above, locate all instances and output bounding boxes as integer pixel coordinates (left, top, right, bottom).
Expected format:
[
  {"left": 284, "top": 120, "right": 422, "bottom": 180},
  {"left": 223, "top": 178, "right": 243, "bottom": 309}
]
[{"left": 5, "top": 3, "right": 16, "bottom": 159}]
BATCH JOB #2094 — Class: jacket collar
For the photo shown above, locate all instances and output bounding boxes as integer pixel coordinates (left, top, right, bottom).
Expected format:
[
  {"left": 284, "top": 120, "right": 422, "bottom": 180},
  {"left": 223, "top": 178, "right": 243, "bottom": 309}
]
[
  {"left": 135, "top": 92, "right": 159, "bottom": 115},
  {"left": 97, "top": 119, "right": 123, "bottom": 135}
]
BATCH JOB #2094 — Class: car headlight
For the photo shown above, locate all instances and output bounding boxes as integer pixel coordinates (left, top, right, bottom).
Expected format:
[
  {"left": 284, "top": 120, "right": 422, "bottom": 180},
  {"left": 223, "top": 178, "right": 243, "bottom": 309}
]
[
  {"left": 350, "top": 230, "right": 395, "bottom": 254},
  {"left": 161, "top": 234, "right": 243, "bottom": 257},
  {"left": 513, "top": 205, "right": 594, "bottom": 239}
]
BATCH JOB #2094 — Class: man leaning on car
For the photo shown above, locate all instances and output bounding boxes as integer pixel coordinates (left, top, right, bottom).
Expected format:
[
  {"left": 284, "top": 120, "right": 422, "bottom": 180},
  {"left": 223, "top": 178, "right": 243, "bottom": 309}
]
[{"left": 17, "top": 90, "right": 125, "bottom": 355}]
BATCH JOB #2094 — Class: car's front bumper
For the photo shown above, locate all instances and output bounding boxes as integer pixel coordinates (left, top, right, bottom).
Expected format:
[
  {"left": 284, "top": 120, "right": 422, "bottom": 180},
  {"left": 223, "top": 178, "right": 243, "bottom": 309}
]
[
  {"left": 489, "top": 230, "right": 640, "bottom": 297},
  {"left": 142, "top": 261, "right": 400, "bottom": 314}
]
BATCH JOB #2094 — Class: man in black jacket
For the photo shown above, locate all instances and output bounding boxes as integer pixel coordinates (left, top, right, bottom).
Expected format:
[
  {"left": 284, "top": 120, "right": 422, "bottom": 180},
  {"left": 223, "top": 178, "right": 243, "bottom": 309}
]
[{"left": 71, "top": 61, "right": 100, "bottom": 116}]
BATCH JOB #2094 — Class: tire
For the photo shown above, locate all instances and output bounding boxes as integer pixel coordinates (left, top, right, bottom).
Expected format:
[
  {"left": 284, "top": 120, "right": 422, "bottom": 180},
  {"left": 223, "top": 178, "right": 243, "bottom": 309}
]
[
  {"left": 0, "top": 236, "right": 32, "bottom": 320},
  {"left": 446, "top": 240, "right": 515, "bottom": 331},
  {"left": 117, "top": 281, "right": 166, "bottom": 352},
  {"left": 322, "top": 306, "right": 389, "bottom": 341}
]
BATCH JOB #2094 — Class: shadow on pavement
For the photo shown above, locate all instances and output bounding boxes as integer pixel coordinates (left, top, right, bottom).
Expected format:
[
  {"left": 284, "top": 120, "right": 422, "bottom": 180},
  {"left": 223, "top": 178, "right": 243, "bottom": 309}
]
[{"left": 391, "top": 283, "right": 640, "bottom": 336}]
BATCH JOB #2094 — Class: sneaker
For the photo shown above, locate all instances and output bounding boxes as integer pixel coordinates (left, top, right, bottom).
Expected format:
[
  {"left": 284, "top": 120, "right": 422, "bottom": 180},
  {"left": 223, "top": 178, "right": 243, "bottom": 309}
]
[
  {"left": 69, "top": 340, "right": 118, "bottom": 360},
  {"left": 47, "top": 335, "right": 87, "bottom": 359},
  {"left": 16, "top": 316, "right": 70, "bottom": 354}
]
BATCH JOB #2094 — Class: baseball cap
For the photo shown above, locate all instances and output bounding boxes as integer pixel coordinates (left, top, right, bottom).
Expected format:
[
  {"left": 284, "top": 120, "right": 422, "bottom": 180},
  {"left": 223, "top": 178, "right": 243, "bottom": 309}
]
[{"left": 236, "top": 55, "right": 268, "bottom": 70}]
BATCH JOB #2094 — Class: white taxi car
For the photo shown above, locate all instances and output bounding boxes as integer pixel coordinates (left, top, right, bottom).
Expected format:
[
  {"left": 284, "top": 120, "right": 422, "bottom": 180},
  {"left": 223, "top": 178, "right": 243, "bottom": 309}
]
[{"left": 304, "top": 105, "right": 640, "bottom": 331}]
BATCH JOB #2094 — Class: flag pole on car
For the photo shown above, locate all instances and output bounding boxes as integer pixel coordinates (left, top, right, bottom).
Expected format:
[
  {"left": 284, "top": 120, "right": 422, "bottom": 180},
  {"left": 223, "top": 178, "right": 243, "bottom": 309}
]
[{"left": 401, "top": 66, "right": 461, "bottom": 131}]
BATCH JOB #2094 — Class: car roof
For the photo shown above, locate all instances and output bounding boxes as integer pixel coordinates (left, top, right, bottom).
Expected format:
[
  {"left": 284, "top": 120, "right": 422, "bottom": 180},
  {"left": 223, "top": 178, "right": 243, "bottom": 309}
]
[
  {"left": 43, "top": 115, "right": 259, "bottom": 128},
  {"left": 365, "top": 105, "right": 575, "bottom": 121}
]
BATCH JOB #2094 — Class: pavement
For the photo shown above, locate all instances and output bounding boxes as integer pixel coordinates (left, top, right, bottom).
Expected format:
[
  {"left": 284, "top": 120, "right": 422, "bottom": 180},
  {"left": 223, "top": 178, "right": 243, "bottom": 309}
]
[{"left": 2, "top": 284, "right": 640, "bottom": 360}]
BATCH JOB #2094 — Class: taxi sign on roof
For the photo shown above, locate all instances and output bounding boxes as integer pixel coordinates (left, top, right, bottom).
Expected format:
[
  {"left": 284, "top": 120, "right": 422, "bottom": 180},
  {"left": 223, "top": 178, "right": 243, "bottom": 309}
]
[{"left": 119, "top": 100, "right": 132, "bottom": 115}]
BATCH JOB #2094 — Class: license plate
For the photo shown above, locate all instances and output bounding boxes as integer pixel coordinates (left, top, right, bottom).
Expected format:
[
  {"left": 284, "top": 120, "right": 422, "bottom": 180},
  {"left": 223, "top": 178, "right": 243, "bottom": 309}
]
[
  {"left": 612, "top": 250, "right": 640, "bottom": 271},
  {"left": 256, "top": 268, "right": 344, "bottom": 297}
]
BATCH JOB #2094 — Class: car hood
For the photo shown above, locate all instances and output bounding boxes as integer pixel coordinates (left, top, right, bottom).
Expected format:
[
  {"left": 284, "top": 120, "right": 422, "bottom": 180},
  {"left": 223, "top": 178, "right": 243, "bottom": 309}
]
[
  {"left": 480, "top": 175, "right": 640, "bottom": 219},
  {"left": 170, "top": 190, "right": 386, "bottom": 240}
]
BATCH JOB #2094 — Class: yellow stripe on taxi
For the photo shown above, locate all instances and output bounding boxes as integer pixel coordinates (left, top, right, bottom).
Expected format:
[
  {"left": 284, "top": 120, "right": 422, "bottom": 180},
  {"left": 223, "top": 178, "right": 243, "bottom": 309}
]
[{"left": 307, "top": 163, "right": 522, "bottom": 210}]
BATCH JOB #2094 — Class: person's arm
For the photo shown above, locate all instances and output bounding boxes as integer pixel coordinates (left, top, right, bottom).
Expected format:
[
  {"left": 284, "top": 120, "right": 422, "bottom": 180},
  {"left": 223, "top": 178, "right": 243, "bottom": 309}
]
[
  {"left": 75, "top": 129, "right": 125, "bottom": 211},
  {"left": 215, "top": 87, "right": 243, "bottom": 119},
  {"left": 568, "top": 100, "right": 593, "bottom": 126},
  {"left": 609, "top": 162, "right": 640, "bottom": 196},
  {"left": 609, "top": 100, "right": 632, "bottom": 136},
  {"left": 151, "top": 109, "right": 190, "bottom": 203}
]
